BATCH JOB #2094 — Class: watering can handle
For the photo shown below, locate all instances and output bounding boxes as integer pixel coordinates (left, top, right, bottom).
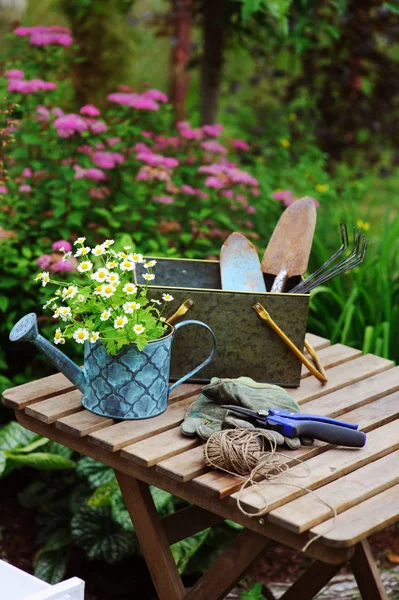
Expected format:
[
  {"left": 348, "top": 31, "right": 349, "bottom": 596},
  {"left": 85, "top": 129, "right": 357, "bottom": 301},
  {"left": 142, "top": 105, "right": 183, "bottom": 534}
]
[{"left": 169, "top": 320, "right": 217, "bottom": 391}]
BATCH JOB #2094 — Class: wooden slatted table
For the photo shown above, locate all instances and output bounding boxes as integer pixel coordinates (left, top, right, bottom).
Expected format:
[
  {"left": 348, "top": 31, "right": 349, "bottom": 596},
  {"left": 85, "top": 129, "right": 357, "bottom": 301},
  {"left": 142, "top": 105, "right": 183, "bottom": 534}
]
[{"left": 3, "top": 333, "right": 399, "bottom": 600}]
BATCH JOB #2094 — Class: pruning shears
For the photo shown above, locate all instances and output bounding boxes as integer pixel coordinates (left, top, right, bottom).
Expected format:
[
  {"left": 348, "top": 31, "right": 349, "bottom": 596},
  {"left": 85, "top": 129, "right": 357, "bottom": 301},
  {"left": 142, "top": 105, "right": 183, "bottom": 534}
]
[{"left": 220, "top": 406, "right": 366, "bottom": 448}]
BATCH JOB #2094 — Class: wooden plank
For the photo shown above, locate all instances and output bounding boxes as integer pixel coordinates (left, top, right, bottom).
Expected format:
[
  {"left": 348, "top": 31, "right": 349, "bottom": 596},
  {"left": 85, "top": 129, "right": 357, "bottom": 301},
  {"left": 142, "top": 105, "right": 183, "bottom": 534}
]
[
  {"left": 120, "top": 427, "right": 198, "bottom": 467},
  {"left": 349, "top": 540, "right": 389, "bottom": 600},
  {"left": 290, "top": 354, "right": 393, "bottom": 405},
  {"left": 305, "top": 333, "right": 330, "bottom": 351},
  {"left": 88, "top": 392, "right": 199, "bottom": 452},
  {"left": 230, "top": 419, "right": 399, "bottom": 514},
  {"left": 268, "top": 449, "right": 399, "bottom": 533},
  {"left": 115, "top": 472, "right": 185, "bottom": 600},
  {"left": 301, "top": 344, "right": 361, "bottom": 379},
  {"left": 312, "top": 484, "right": 399, "bottom": 548},
  {"left": 56, "top": 410, "right": 114, "bottom": 437},
  {"left": 2, "top": 372, "right": 76, "bottom": 410},
  {"left": 25, "top": 390, "right": 82, "bottom": 424},
  {"left": 157, "top": 445, "right": 206, "bottom": 482},
  {"left": 15, "top": 410, "right": 354, "bottom": 565},
  {"left": 277, "top": 560, "right": 343, "bottom": 600}
]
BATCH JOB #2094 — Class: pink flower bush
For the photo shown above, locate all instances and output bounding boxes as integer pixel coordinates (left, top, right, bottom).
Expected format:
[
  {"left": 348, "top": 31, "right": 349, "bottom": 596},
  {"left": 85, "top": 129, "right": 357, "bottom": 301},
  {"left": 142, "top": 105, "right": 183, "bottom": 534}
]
[
  {"left": 0, "top": 185, "right": 8, "bottom": 193},
  {"left": 153, "top": 195, "right": 174, "bottom": 205},
  {"left": 5, "top": 70, "right": 24, "bottom": 79},
  {"left": 271, "top": 190, "right": 319, "bottom": 208},
  {"left": 8, "top": 78, "right": 57, "bottom": 94},
  {"left": 200, "top": 140, "right": 228, "bottom": 154},
  {"left": 73, "top": 165, "right": 107, "bottom": 181},
  {"left": 22, "top": 168, "right": 32, "bottom": 177},
  {"left": 92, "top": 151, "right": 125, "bottom": 169},
  {"left": 13, "top": 26, "right": 73, "bottom": 47},
  {"left": 199, "top": 163, "right": 259, "bottom": 189},
  {"left": 202, "top": 124, "right": 224, "bottom": 137},
  {"left": 80, "top": 105, "right": 100, "bottom": 117},
  {"left": 18, "top": 184, "right": 31, "bottom": 192},
  {"left": 52, "top": 240, "right": 72, "bottom": 252},
  {"left": 54, "top": 114, "right": 88, "bottom": 137},
  {"left": 230, "top": 139, "right": 250, "bottom": 151},
  {"left": 136, "top": 151, "right": 178, "bottom": 168},
  {"left": 107, "top": 92, "right": 160, "bottom": 111}
]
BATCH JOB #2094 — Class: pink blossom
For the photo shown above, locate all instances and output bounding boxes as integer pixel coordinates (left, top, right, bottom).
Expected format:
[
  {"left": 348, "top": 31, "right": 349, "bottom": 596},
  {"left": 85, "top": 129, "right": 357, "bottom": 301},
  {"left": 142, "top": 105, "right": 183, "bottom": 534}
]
[
  {"left": 205, "top": 176, "right": 225, "bottom": 189},
  {"left": 197, "top": 190, "right": 209, "bottom": 199},
  {"left": 246, "top": 206, "right": 256, "bottom": 214},
  {"left": 107, "top": 137, "right": 121, "bottom": 147},
  {"left": 54, "top": 114, "right": 88, "bottom": 138},
  {"left": 153, "top": 195, "right": 174, "bottom": 205},
  {"left": 178, "top": 123, "right": 203, "bottom": 140},
  {"left": 37, "top": 254, "right": 52, "bottom": 270},
  {"left": 77, "top": 145, "right": 93, "bottom": 155},
  {"left": 200, "top": 140, "right": 228, "bottom": 154},
  {"left": 89, "top": 120, "right": 107, "bottom": 134},
  {"left": 154, "top": 135, "right": 180, "bottom": 151},
  {"left": 107, "top": 92, "right": 159, "bottom": 111},
  {"left": 134, "top": 142, "right": 152, "bottom": 153},
  {"left": 231, "top": 139, "right": 250, "bottom": 151},
  {"left": 5, "top": 69, "right": 24, "bottom": 79},
  {"left": 250, "top": 188, "right": 261, "bottom": 197},
  {"left": 13, "top": 26, "right": 73, "bottom": 46},
  {"left": 136, "top": 152, "right": 178, "bottom": 168},
  {"left": 52, "top": 259, "right": 76, "bottom": 272},
  {"left": 0, "top": 185, "right": 8, "bottom": 193},
  {"left": 52, "top": 107, "right": 64, "bottom": 117},
  {"left": 73, "top": 165, "right": 107, "bottom": 181},
  {"left": 199, "top": 162, "right": 258, "bottom": 189},
  {"left": 271, "top": 190, "right": 295, "bottom": 202},
  {"left": 8, "top": 78, "right": 57, "bottom": 94},
  {"left": 22, "top": 168, "right": 32, "bottom": 177},
  {"left": 181, "top": 184, "right": 196, "bottom": 195},
  {"left": 80, "top": 104, "right": 100, "bottom": 117},
  {"left": 142, "top": 89, "right": 168, "bottom": 103},
  {"left": 141, "top": 131, "right": 153, "bottom": 138},
  {"left": 52, "top": 240, "right": 72, "bottom": 252},
  {"left": 19, "top": 184, "right": 31, "bottom": 193},
  {"left": 36, "top": 105, "right": 50, "bottom": 121},
  {"left": 92, "top": 151, "right": 124, "bottom": 169},
  {"left": 220, "top": 189, "right": 234, "bottom": 199},
  {"left": 202, "top": 124, "right": 224, "bottom": 137},
  {"left": 89, "top": 187, "right": 109, "bottom": 199},
  {"left": 136, "top": 166, "right": 171, "bottom": 182}
]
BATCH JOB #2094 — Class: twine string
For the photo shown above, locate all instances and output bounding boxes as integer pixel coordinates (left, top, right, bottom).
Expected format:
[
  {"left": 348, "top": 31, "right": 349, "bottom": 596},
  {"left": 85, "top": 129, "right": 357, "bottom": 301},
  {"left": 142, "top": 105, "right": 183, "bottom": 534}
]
[{"left": 203, "top": 428, "right": 338, "bottom": 552}]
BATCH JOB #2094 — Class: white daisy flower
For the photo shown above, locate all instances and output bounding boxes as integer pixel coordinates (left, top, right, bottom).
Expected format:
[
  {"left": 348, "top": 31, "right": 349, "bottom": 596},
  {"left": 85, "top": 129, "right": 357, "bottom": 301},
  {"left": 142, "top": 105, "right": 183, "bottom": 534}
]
[
  {"left": 53, "top": 308, "right": 60, "bottom": 319},
  {"left": 93, "top": 285, "right": 104, "bottom": 296},
  {"left": 77, "top": 260, "right": 93, "bottom": 273},
  {"left": 62, "top": 285, "right": 78, "bottom": 299},
  {"left": 123, "top": 246, "right": 132, "bottom": 250},
  {"left": 91, "top": 268, "right": 109, "bottom": 283},
  {"left": 101, "top": 284, "right": 116, "bottom": 298},
  {"left": 123, "top": 301, "right": 140, "bottom": 314},
  {"left": 107, "top": 272, "right": 120, "bottom": 285},
  {"left": 123, "top": 283, "right": 137, "bottom": 295},
  {"left": 144, "top": 260, "right": 157, "bottom": 269},
  {"left": 78, "top": 294, "right": 85, "bottom": 302},
  {"left": 34, "top": 272, "right": 43, "bottom": 281},
  {"left": 131, "top": 253, "right": 144, "bottom": 263},
  {"left": 74, "top": 246, "right": 91, "bottom": 257},
  {"left": 151, "top": 299, "right": 161, "bottom": 305},
  {"left": 142, "top": 273, "right": 155, "bottom": 281},
  {"left": 133, "top": 324, "right": 145, "bottom": 335},
  {"left": 90, "top": 331, "right": 100, "bottom": 343},
  {"left": 100, "top": 309, "right": 112, "bottom": 321},
  {"left": 160, "top": 317, "right": 166, "bottom": 322},
  {"left": 104, "top": 239, "right": 114, "bottom": 247},
  {"left": 54, "top": 328, "right": 64, "bottom": 345},
  {"left": 74, "top": 237, "right": 86, "bottom": 245},
  {"left": 58, "top": 306, "right": 72, "bottom": 321},
  {"left": 114, "top": 315, "right": 128, "bottom": 329},
  {"left": 106, "top": 260, "right": 117, "bottom": 269},
  {"left": 41, "top": 272, "right": 50, "bottom": 287},
  {"left": 55, "top": 289, "right": 62, "bottom": 296},
  {"left": 73, "top": 328, "right": 89, "bottom": 344},
  {"left": 91, "top": 244, "right": 106, "bottom": 256},
  {"left": 62, "top": 251, "right": 72, "bottom": 262},
  {"left": 118, "top": 251, "right": 128, "bottom": 259},
  {"left": 162, "top": 293, "right": 174, "bottom": 302},
  {"left": 120, "top": 259, "right": 135, "bottom": 271},
  {"left": 43, "top": 297, "right": 56, "bottom": 309}
]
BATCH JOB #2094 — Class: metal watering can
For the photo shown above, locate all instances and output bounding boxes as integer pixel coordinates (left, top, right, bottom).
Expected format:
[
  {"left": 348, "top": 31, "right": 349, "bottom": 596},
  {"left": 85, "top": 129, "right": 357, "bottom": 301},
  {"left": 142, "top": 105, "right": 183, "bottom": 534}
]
[{"left": 9, "top": 313, "right": 216, "bottom": 420}]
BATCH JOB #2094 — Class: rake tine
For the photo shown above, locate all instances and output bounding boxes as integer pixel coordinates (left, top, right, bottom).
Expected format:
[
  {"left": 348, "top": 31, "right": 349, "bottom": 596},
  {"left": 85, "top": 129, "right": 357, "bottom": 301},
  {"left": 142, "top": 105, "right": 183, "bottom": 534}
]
[
  {"left": 291, "top": 223, "right": 348, "bottom": 293},
  {"left": 300, "top": 233, "right": 368, "bottom": 293}
]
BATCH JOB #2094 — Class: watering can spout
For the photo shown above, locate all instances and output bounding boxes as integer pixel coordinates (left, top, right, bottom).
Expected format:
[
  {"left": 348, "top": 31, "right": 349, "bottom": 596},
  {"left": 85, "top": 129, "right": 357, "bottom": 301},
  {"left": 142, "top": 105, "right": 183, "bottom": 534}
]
[{"left": 9, "top": 313, "right": 86, "bottom": 393}]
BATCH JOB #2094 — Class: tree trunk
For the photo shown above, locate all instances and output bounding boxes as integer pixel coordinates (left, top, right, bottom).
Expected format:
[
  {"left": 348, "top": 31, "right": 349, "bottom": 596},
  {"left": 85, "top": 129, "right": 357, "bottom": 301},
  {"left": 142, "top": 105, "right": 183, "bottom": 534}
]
[
  {"left": 170, "top": 0, "right": 192, "bottom": 122},
  {"left": 199, "top": 0, "right": 229, "bottom": 125}
]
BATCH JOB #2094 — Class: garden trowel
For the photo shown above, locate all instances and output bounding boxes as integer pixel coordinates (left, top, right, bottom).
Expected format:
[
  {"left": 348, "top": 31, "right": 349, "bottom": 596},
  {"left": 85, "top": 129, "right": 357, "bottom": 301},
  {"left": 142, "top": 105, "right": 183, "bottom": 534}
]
[
  {"left": 261, "top": 197, "right": 317, "bottom": 293},
  {"left": 220, "top": 232, "right": 266, "bottom": 292}
]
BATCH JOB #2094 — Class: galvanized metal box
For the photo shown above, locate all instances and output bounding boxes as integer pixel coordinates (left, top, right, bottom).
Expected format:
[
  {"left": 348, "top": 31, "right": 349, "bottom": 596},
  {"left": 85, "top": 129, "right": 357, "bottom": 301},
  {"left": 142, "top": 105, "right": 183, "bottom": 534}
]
[{"left": 135, "top": 258, "right": 310, "bottom": 388}]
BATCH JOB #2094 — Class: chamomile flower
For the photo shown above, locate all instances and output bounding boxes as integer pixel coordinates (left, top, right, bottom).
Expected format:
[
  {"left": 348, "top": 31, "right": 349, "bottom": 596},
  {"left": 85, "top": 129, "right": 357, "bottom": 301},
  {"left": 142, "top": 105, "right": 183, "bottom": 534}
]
[
  {"left": 62, "top": 251, "right": 72, "bottom": 262},
  {"left": 107, "top": 272, "right": 120, "bottom": 286},
  {"left": 43, "top": 297, "right": 56, "bottom": 309},
  {"left": 101, "top": 284, "right": 116, "bottom": 298},
  {"left": 131, "top": 253, "right": 144, "bottom": 263},
  {"left": 58, "top": 306, "right": 72, "bottom": 321},
  {"left": 123, "top": 301, "right": 140, "bottom": 314},
  {"left": 73, "top": 328, "right": 89, "bottom": 344},
  {"left": 74, "top": 246, "right": 91, "bottom": 257},
  {"left": 62, "top": 285, "right": 78, "bottom": 299},
  {"left": 106, "top": 260, "right": 117, "bottom": 269},
  {"left": 35, "top": 272, "right": 44, "bottom": 281},
  {"left": 133, "top": 324, "right": 145, "bottom": 335},
  {"left": 118, "top": 251, "right": 128, "bottom": 259},
  {"left": 120, "top": 259, "right": 135, "bottom": 271},
  {"left": 77, "top": 260, "right": 93, "bottom": 273},
  {"left": 41, "top": 272, "right": 50, "bottom": 287},
  {"left": 144, "top": 260, "right": 157, "bottom": 269},
  {"left": 90, "top": 331, "right": 100, "bottom": 343},
  {"left": 123, "top": 283, "right": 137, "bottom": 295},
  {"left": 162, "top": 293, "right": 174, "bottom": 302},
  {"left": 74, "top": 237, "right": 86, "bottom": 245},
  {"left": 91, "top": 244, "right": 106, "bottom": 256},
  {"left": 142, "top": 273, "right": 155, "bottom": 281},
  {"left": 91, "top": 267, "right": 109, "bottom": 283},
  {"left": 104, "top": 239, "right": 114, "bottom": 247},
  {"left": 123, "top": 246, "right": 132, "bottom": 250},
  {"left": 78, "top": 294, "right": 85, "bottom": 302},
  {"left": 93, "top": 285, "right": 104, "bottom": 296},
  {"left": 100, "top": 309, "right": 112, "bottom": 321},
  {"left": 54, "top": 328, "right": 65, "bottom": 345},
  {"left": 151, "top": 299, "right": 161, "bottom": 305},
  {"left": 114, "top": 315, "right": 128, "bottom": 329}
]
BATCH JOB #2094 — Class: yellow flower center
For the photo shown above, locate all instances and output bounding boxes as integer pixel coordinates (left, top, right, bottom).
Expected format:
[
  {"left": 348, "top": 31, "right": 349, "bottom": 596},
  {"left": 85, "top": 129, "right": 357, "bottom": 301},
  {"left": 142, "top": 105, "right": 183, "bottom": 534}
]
[{"left": 78, "top": 332, "right": 85, "bottom": 339}]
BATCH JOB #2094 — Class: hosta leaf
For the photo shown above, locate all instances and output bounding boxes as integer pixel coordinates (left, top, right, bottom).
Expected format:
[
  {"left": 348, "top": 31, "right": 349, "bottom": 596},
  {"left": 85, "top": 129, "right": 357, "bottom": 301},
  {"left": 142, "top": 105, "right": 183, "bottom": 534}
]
[
  {"left": 11, "top": 437, "right": 49, "bottom": 454},
  {"left": 88, "top": 476, "right": 119, "bottom": 507},
  {"left": 42, "top": 440, "right": 74, "bottom": 460},
  {"left": 76, "top": 456, "right": 115, "bottom": 488},
  {"left": 71, "top": 505, "right": 137, "bottom": 563},
  {"left": 171, "top": 529, "right": 211, "bottom": 573},
  {"left": 0, "top": 421, "right": 39, "bottom": 451},
  {"left": 34, "top": 550, "right": 69, "bottom": 584},
  {"left": 5, "top": 452, "right": 76, "bottom": 471}
]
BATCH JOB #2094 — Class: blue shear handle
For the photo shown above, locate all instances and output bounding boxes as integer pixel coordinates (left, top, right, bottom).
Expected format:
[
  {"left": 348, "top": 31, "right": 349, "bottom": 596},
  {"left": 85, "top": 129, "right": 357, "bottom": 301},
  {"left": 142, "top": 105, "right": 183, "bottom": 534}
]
[
  {"left": 169, "top": 320, "right": 217, "bottom": 392},
  {"left": 269, "top": 408, "right": 359, "bottom": 430},
  {"left": 267, "top": 416, "right": 366, "bottom": 448}
]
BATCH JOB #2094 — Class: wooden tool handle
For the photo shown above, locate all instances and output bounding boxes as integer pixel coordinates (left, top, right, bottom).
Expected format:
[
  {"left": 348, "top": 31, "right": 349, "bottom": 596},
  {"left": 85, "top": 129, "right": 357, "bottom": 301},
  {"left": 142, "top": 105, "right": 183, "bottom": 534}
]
[{"left": 270, "top": 269, "right": 288, "bottom": 293}]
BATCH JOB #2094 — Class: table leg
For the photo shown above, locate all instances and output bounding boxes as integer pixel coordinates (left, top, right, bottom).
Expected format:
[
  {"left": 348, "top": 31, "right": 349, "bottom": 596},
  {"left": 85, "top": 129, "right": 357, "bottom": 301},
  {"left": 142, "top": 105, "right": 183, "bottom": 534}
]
[
  {"left": 278, "top": 560, "right": 343, "bottom": 600},
  {"left": 350, "top": 540, "right": 389, "bottom": 600},
  {"left": 115, "top": 470, "right": 186, "bottom": 600}
]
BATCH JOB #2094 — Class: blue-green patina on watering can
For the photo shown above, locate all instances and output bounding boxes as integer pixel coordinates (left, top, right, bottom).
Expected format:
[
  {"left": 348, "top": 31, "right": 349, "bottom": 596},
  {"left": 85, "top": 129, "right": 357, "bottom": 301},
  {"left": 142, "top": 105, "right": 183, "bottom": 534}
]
[{"left": 9, "top": 313, "right": 216, "bottom": 420}]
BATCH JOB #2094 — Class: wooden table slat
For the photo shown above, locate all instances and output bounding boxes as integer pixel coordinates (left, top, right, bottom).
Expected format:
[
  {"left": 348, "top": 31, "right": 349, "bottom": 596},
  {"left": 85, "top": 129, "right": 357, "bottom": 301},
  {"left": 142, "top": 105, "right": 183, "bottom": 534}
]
[
  {"left": 301, "top": 344, "right": 361, "bottom": 378},
  {"left": 156, "top": 445, "right": 206, "bottom": 482},
  {"left": 120, "top": 427, "right": 199, "bottom": 467},
  {"left": 268, "top": 449, "right": 399, "bottom": 533},
  {"left": 25, "top": 390, "right": 82, "bottom": 424},
  {"left": 2, "top": 372, "right": 76, "bottom": 409},
  {"left": 311, "top": 483, "right": 399, "bottom": 548},
  {"left": 56, "top": 410, "right": 114, "bottom": 437}
]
